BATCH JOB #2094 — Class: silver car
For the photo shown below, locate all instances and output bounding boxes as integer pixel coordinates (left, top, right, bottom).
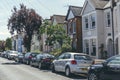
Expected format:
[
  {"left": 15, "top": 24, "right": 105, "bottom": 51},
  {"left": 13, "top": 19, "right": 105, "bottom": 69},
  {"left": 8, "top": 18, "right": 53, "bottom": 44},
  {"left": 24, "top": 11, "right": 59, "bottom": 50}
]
[{"left": 51, "top": 52, "right": 93, "bottom": 76}]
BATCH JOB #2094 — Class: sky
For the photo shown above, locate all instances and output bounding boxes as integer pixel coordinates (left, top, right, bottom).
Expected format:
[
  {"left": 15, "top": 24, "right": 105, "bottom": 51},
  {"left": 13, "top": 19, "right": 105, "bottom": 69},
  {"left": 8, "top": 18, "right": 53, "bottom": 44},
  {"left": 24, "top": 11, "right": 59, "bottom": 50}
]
[{"left": 0, "top": 0, "right": 85, "bottom": 40}]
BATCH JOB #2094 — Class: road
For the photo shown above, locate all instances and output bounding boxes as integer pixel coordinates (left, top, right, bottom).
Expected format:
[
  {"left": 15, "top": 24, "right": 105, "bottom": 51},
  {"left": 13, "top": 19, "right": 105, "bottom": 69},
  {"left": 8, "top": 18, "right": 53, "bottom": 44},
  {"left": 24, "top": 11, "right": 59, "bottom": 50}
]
[{"left": 0, "top": 57, "right": 87, "bottom": 80}]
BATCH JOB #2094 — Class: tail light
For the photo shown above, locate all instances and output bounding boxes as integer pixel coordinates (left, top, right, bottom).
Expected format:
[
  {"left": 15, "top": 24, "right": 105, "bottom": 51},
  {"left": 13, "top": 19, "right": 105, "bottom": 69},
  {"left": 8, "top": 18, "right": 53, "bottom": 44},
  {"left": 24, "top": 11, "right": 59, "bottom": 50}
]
[{"left": 71, "top": 60, "right": 77, "bottom": 65}]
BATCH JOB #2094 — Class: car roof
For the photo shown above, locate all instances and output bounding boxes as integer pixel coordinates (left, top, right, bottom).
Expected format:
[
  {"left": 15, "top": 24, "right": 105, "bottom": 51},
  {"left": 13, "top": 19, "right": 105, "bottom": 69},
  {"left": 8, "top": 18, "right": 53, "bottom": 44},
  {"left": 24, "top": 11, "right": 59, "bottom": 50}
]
[{"left": 65, "top": 52, "right": 87, "bottom": 55}]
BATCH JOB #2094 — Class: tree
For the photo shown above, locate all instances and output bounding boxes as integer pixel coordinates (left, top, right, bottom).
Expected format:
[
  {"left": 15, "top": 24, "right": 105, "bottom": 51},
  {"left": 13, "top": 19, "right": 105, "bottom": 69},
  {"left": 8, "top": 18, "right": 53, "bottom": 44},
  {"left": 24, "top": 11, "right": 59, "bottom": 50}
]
[
  {"left": 5, "top": 38, "right": 12, "bottom": 50},
  {"left": 8, "top": 4, "right": 42, "bottom": 51},
  {"left": 39, "top": 20, "right": 71, "bottom": 53},
  {"left": 0, "top": 40, "right": 5, "bottom": 51}
]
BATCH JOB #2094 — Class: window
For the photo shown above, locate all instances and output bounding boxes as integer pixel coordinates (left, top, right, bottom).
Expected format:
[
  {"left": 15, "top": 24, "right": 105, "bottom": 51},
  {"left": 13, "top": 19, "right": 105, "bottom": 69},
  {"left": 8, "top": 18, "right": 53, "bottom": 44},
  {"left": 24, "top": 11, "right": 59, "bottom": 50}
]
[
  {"left": 91, "top": 15, "right": 96, "bottom": 29},
  {"left": 73, "top": 22, "right": 76, "bottom": 33},
  {"left": 68, "top": 22, "right": 72, "bottom": 34},
  {"left": 84, "top": 40, "right": 89, "bottom": 54},
  {"left": 106, "top": 12, "right": 111, "bottom": 27},
  {"left": 58, "top": 54, "right": 65, "bottom": 59},
  {"left": 91, "top": 39, "right": 96, "bottom": 56},
  {"left": 85, "top": 17, "right": 88, "bottom": 30},
  {"left": 64, "top": 54, "right": 71, "bottom": 59},
  {"left": 74, "top": 55, "right": 92, "bottom": 60}
]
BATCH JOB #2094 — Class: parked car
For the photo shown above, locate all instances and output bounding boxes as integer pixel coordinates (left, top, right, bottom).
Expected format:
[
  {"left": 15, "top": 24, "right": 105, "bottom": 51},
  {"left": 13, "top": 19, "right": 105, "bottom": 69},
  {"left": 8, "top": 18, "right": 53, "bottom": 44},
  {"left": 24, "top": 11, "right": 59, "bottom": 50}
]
[
  {"left": 1, "top": 50, "right": 10, "bottom": 58},
  {"left": 51, "top": 52, "right": 93, "bottom": 76},
  {"left": 7, "top": 51, "right": 18, "bottom": 60},
  {"left": 1, "top": 51, "right": 7, "bottom": 57},
  {"left": 30, "top": 53, "right": 54, "bottom": 69},
  {"left": 14, "top": 52, "right": 25, "bottom": 63},
  {"left": 88, "top": 55, "right": 120, "bottom": 80},
  {"left": 23, "top": 52, "right": 39, "bottom": 65}
]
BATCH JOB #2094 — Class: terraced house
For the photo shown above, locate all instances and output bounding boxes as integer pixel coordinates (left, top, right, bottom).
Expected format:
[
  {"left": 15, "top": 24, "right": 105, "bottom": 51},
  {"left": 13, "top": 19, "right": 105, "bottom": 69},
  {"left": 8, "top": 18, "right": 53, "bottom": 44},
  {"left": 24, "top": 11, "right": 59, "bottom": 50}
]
[
  {"left": 81, "top": 0, "right": 109, "bottom": 58},
  {"left": 82, "top": 0, "right": 120, "bottom": 59}
]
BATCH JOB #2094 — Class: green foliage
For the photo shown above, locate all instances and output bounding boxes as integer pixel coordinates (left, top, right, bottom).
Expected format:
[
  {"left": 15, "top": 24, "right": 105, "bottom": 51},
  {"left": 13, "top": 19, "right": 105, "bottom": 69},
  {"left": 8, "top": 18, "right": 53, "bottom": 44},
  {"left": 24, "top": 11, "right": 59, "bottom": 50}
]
[
  {"left": 31, "top": 49, "right": 41, "bottom": 53},
  {"left": 50, "top": 48, "right": 62, "bottom": 56},
  {"left": 8, "top": 4, "right": 42, "bottom": 52},
  {"left": 40, "top": 20, "right": 71, "bottom": 48},
  {"left": 5, "top": 38, "right": 12, "bottom": 50},
  {"left": 39, "top": 20, "right": 72, "bottom": 56},
  {"left": 61, "top": 43, "right": 72, "bottom": 53},
  {"left": 0, "top": 40, "right": 5, "bottom": 51}
]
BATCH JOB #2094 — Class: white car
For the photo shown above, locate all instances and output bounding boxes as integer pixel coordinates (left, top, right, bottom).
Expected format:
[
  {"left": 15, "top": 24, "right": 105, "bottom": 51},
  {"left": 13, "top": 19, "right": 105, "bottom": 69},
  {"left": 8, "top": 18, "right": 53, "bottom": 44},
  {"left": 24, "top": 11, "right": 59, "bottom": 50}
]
[
  {"left": 7, "top": 51, "right": 18, "bottom": 60},
  {"left": 51, "top": 52, "right": 93, "bottom": 76}
]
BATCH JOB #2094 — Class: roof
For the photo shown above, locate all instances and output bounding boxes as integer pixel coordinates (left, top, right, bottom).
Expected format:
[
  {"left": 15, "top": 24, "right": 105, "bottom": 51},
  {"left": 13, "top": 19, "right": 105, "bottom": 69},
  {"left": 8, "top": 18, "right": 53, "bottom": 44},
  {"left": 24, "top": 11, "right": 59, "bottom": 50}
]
[
  {"left": 69, "top": 6, "right": 83, "bottom": 16},
  {"left": 81, "top": 0, "right": 109, "bottom": 15},
  {"left": 104, "top": 1, "right": 111, "bottom": 9},
  {"left": 65, "top": 52, "right": 87, "bottom": 55},
  {"left": 65, "top": 6, "right": 82, "bottom": 20},
  {"left": 89, "top": 0, "right": 109, "bottom": 9},
  {"left": 52, "top": 15, "right": 66, "bottom": 24}
]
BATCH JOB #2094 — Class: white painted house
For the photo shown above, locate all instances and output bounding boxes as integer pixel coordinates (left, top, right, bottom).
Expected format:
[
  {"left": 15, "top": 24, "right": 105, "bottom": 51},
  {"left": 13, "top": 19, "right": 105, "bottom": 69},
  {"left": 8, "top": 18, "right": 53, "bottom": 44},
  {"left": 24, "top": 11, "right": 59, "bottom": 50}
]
[{"left": 81, "top": 0, "right": 109, "bottom": 58}]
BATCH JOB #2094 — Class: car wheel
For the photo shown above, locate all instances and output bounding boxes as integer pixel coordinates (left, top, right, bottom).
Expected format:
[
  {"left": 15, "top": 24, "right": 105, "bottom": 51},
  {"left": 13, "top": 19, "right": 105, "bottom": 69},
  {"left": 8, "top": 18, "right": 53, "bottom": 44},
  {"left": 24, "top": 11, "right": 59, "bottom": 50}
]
[
  {"left": 51, "top": 64, "right": 56, "bottom": 73},
  {"left": 65, "top": 67, "right": 71, "bottom": 77},
  {"left": 88, "top": 72, "right": 98, "bottom": 80},
  {"left": 38, "top": 62, "right": 42, "bottom": 69}
]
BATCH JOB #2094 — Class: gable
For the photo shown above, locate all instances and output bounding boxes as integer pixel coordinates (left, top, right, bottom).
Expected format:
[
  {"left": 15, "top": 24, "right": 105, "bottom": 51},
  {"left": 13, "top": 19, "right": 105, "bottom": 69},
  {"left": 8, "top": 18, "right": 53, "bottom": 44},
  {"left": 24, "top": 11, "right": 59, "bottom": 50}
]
[
  {"left": 67, "top": 10, "right": 75, "bottom": 20},
  {"left": 82, "top": 1, "right": 95, "bottom": 15}
]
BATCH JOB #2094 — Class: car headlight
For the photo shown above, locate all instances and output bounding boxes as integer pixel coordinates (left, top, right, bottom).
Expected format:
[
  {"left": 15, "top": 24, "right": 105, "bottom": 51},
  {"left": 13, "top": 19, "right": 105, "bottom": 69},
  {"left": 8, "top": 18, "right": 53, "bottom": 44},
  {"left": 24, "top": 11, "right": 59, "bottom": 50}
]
[
  {"left": 91, "top": 66, "right": 95, "bottom": 69},
  {"left": 88, "top": 67, "right": 90, "bottom": 70}
]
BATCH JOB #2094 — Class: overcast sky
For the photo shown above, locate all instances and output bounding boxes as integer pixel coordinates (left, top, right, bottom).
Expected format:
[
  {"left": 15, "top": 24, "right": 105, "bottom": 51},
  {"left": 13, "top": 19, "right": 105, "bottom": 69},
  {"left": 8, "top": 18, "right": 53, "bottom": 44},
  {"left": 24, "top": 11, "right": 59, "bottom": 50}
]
[{"left": 0, "top": 0, "right": 85, "bottom": 40}]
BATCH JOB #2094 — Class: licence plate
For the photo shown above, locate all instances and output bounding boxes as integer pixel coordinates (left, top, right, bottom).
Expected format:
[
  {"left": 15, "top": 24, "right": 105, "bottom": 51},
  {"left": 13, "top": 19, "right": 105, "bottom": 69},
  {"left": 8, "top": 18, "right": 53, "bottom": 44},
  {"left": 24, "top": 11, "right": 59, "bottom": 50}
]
[{"left": 81, "top": 68, "right": 88, "bottom": 71}]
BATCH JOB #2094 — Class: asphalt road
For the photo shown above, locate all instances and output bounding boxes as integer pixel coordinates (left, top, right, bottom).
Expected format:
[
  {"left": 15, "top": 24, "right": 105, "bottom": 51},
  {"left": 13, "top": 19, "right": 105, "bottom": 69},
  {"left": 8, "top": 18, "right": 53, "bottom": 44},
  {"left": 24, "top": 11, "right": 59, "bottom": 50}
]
[{"left": 0, "top": 57, "right": 87, "bottom": 80}]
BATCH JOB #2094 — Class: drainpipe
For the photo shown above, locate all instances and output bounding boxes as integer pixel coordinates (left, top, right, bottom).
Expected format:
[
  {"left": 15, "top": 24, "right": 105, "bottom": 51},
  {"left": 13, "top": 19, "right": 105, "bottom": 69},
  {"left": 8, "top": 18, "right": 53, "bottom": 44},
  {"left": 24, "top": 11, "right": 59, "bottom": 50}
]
[{"left": 111, "top": 0, "right": 115, "bottom": 55}]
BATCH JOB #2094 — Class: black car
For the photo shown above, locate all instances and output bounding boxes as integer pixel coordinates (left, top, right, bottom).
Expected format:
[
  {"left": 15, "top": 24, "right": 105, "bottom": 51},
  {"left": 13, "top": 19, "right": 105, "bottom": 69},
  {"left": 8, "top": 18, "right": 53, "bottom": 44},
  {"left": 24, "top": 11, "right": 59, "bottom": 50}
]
[
  {"left": 23, "top": 52, "right": 39, "bottom": 65},
  {"left": 30, "top": 53, "right": 54, "bottom": 69},
  {"left": 88, "top": 55, "right": 120, "bottom": 80}
]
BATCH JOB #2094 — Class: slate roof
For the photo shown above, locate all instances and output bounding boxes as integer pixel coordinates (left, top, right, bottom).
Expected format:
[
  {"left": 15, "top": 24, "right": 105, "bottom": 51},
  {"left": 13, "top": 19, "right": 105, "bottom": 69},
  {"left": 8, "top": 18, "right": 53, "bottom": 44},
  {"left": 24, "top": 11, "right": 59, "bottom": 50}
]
[
  {"left": 66, "top": 6, "right": 83, "bottom": 20},
  {"left": 69, "top": 6, "right": 83, "bottom": 16},
  {"left": 89, "top": 0, "right": 109, "bottom": 9}
]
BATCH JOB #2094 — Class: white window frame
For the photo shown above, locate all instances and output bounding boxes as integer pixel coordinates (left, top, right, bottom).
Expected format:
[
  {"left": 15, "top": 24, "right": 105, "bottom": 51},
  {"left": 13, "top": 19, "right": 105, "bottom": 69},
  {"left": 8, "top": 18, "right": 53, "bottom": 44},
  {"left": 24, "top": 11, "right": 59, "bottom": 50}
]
[
  {"left": 91, "top": 39, "right": 96, "bottom": 56},
  {"left": 84, "top": 17, "right": 89, "bottom": 30},
  {"left": 90, "top": 15, "right": 96, "bottom": 29},
  {"left": 84, "top": 40, "right": 89, "bottom": 55},
  {"left": 106, "top": 12, "right": 111, "bottom": 27}
]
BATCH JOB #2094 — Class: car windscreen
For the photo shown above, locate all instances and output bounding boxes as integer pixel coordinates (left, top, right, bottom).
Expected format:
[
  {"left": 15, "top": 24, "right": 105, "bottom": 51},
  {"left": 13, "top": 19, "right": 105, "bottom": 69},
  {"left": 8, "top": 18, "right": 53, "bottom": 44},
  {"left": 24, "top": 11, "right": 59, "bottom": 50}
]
[
  {"left": 31, "top": 53, "right": 38, "bottom": 57},
  {"left": 43, "top": 54, "right": 54, "bottom": 58},
  {"left": 74, "top": 54, "right": 92, "bottom": 60}
]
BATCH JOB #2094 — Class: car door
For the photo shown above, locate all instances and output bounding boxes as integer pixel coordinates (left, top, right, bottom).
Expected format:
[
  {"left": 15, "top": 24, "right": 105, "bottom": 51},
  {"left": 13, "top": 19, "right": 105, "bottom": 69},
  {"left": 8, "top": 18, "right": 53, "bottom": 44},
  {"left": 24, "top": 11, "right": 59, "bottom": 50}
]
[
  {"left": 101, "top": 56, "right": 120, "bottom": 80},
  {"left": 61, "top": 53, "right": 71, "bottom": 72},
  {"left": 54, "top": 54, "right": 65, "bottom": 71},
  {"left": 36, "top": 54, "right": 43, "bottom": 66}
]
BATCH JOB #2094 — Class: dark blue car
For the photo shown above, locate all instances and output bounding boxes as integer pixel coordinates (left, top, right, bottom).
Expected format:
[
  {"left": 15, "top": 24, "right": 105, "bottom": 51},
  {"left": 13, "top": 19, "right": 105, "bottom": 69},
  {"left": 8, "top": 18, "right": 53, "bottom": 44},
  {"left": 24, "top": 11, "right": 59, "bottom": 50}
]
[{"left": 88, "top": 55, "right": 120, "bottom": 80}]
